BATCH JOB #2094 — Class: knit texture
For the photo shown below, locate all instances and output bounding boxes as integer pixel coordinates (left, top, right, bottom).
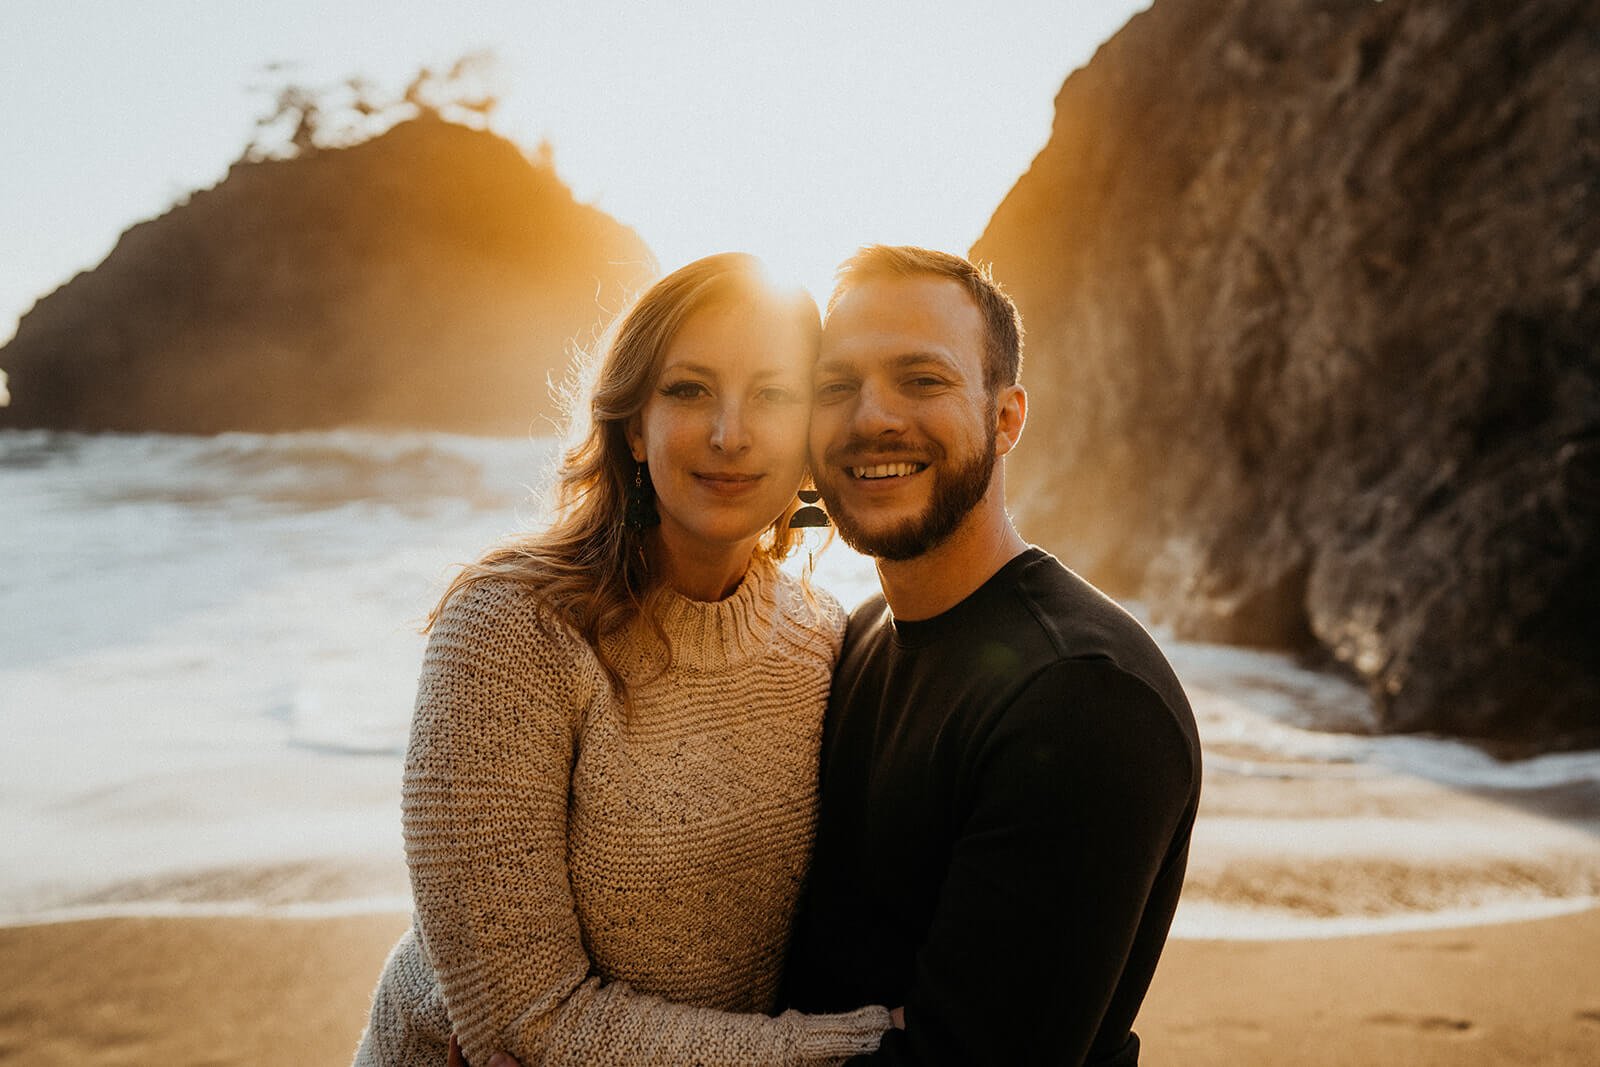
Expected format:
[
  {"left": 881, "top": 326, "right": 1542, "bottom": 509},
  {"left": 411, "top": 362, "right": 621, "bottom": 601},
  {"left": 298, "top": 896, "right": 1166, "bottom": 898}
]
[{"left": 353, "top": 559, "right": 890, "bottom": 1065}]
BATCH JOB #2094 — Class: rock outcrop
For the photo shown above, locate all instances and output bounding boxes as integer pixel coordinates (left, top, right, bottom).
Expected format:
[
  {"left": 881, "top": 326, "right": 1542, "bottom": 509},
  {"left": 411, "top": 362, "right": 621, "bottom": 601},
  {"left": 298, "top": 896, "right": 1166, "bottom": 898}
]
[
  {"left": 0, "top": 116, "right": 655, "bottom": 434},
  {"left": 973, "top": 0, "right": 1599, "bottom": 747}
]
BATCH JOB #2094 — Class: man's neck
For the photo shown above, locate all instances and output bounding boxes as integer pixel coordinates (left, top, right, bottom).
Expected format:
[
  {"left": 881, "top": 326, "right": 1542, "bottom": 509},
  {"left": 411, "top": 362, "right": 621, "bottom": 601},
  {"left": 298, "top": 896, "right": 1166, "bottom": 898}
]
[{"left": 874, "top": 495, "right": 1030, "bottom": 622}]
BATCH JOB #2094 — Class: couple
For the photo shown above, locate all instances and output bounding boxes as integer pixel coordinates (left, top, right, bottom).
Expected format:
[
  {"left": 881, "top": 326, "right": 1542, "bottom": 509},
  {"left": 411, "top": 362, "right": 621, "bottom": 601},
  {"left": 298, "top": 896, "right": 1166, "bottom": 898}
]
[{"left": 354, "top": 246, "right": 1201, "bottom": 1066}]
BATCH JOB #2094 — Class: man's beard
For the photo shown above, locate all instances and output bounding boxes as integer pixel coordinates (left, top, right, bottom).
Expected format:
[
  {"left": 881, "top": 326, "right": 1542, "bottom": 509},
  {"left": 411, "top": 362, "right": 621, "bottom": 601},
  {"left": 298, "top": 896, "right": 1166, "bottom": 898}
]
[{"left": 818, "top": 430, "right": 997, "bottom": 562}]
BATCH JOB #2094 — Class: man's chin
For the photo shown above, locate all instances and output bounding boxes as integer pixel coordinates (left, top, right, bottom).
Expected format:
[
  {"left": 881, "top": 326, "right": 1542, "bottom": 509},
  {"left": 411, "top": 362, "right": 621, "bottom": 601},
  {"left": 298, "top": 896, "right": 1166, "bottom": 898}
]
[{"left": 830, "top": 511, "right": 936, "bottom": 563}]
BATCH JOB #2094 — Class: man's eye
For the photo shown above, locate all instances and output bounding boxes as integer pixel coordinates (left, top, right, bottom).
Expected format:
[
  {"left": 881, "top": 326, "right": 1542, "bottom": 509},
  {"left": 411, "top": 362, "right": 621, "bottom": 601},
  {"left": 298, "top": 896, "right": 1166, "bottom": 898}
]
[
  {"left": 815, "top": 381, "right": 856, "bottom": 401},
  {"left": 757, "top": 386, "right": 800, "bottom": 404},
  {"left": 907, "top": 376, "right": 944, "bottom": 390}
]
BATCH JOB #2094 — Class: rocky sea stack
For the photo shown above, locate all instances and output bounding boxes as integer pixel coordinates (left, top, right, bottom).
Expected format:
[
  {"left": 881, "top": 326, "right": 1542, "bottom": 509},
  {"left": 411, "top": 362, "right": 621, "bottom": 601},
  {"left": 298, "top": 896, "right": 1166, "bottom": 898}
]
[
  {"left": 0, "top": 116, "right": 654, "bottom": 434},
  {"left": 973, "top": 0, "right": 1599, "bottom": 747}
]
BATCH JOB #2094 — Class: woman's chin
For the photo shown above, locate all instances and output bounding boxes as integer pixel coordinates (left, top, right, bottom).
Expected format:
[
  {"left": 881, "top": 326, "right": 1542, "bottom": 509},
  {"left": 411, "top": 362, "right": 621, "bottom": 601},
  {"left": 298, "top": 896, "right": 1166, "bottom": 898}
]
[{"left": 659, "top": 501, "right": 798, "bottom": 554}]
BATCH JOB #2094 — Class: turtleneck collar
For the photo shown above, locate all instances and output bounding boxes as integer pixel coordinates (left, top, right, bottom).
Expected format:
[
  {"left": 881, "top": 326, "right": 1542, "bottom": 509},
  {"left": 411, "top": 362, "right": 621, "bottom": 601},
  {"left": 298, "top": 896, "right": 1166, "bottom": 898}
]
[{"left": 605, "top": 556, "right": 781, "bottom": 679}]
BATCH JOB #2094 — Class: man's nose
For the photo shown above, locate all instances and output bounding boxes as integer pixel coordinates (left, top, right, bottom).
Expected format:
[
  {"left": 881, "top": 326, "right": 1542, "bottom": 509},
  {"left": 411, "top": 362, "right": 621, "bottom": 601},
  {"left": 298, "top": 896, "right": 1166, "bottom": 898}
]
[
  {"left": 710, "top": 401, "right": 751, "bottom": 453},
  {"left": 850, "top": 380, "right": 908, "bottom": 438}
]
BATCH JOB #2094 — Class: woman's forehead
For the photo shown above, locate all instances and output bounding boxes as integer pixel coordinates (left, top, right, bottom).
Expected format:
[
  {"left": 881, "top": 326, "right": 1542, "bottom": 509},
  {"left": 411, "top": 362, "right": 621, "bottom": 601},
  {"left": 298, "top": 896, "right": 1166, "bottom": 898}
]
[{"left": 662, "top": 303, "right": 817, "bottom": 375}]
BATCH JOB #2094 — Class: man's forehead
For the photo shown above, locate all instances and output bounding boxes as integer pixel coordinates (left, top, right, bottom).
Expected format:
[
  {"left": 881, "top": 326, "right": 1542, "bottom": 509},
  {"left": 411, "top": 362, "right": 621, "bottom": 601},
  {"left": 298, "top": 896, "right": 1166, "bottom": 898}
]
[{"left": 821, "top": 275, "right": 984, "bottom": 359}]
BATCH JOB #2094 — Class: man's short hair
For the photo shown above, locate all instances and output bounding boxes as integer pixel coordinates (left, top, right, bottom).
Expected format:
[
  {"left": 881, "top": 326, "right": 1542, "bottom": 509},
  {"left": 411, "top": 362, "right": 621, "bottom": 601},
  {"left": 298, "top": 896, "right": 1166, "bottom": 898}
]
[{"left": 827, "top": 245, "right": 1024, "bottom": 393}]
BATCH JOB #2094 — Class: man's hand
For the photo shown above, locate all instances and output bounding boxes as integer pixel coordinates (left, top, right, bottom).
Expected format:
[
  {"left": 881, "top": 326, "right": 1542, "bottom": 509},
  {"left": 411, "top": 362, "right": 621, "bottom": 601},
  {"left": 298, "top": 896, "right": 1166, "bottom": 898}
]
[{"left": 890, "top": 1007, "right": 905, "bottom": 1029}]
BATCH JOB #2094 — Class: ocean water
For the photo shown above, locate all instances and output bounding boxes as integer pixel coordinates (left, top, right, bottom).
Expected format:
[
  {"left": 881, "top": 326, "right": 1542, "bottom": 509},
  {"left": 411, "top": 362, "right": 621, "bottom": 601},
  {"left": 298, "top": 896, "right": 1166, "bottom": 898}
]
[{"left": 3, "top": 429, "right": 1598, "bottom": 935}]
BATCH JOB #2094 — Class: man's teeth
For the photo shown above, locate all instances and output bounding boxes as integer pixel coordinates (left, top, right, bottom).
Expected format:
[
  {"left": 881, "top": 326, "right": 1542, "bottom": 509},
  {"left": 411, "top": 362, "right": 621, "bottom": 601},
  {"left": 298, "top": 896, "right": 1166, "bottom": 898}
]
[{"left": 851, "top": 462, "right": 925, "bottom": 480}]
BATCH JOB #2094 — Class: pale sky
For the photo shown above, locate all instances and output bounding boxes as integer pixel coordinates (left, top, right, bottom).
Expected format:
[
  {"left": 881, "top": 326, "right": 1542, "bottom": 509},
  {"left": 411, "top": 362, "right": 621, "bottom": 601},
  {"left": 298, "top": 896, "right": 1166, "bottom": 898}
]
[{"left": 1, "top": 1, "right": 1150, "bottom": 344}]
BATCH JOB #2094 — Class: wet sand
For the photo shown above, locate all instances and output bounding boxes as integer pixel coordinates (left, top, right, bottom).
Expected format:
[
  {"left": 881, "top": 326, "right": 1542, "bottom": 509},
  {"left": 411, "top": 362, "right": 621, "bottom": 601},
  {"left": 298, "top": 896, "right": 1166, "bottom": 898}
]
[
  {"left": 1140, "top": 907, "right": 1600, "bottom": 1066},
  {"left": 3, "top": 908, "right": 1598, "bottom": 1065}
]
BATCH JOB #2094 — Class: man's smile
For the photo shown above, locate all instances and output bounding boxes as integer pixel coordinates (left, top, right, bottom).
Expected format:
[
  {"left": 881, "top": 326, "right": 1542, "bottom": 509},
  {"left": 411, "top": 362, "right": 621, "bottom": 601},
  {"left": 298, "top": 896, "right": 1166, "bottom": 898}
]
[{"left": 850, "top": 462, "right": 928, "bottom": 480}]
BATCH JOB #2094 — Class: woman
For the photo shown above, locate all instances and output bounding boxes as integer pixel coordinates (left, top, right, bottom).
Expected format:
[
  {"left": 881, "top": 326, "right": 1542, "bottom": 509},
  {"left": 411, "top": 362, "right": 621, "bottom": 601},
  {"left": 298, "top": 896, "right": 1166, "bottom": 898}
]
[{"left": 354, "top": 254, "right": 892, "bottom": 1065}]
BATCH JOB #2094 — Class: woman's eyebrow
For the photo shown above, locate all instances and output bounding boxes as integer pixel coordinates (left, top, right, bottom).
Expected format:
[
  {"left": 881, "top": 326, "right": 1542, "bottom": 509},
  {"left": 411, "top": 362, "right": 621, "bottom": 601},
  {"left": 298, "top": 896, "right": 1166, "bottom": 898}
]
[
  {"left": 657, "top": 360, "right": 720, "bottom": 378},
  {"left": 749, "top": 366, "right": 805, "bottom": 381},
  {"left": 662, "top": 360, "right": 803, "bottom": 382}
]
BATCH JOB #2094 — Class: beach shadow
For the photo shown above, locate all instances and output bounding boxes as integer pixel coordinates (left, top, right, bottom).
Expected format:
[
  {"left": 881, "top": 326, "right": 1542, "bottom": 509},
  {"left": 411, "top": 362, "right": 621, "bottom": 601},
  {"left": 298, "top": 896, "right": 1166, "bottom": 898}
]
[{"left": 1364, "top": 1012, "right": 1476, "bottom": 1035}]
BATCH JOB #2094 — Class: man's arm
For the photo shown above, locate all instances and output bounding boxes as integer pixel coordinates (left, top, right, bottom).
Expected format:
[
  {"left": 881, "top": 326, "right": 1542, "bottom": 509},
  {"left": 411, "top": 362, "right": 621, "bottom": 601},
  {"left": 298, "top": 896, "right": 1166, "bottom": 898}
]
[{"left": 858, "top": 660, "right": 1199, "bottom": 1066}]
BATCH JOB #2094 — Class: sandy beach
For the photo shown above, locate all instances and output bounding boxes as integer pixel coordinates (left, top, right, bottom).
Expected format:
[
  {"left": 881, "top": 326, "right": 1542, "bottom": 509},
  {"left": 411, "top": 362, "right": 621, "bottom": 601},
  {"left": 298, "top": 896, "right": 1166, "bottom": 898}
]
[
  {"left": 5, "top": 431, "right": 1599, "bottom": 1064},
  {"left": 3, "top": 907, "right": 1597, "bottom": 1065}
]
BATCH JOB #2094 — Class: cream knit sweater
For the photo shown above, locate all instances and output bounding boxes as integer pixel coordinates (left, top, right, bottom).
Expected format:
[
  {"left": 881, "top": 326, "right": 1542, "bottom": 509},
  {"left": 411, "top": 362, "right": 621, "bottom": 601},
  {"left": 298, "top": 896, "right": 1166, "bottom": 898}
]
[{"left": 353, "top": 559, "right": 890, "bottom": 1066}]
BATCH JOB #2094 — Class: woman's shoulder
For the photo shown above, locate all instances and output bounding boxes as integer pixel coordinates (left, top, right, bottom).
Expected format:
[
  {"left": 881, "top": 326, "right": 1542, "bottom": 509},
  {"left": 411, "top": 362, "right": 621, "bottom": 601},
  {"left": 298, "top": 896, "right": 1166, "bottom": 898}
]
[{"left": 429, "top": 574, "right": 604, "bottom": 680}]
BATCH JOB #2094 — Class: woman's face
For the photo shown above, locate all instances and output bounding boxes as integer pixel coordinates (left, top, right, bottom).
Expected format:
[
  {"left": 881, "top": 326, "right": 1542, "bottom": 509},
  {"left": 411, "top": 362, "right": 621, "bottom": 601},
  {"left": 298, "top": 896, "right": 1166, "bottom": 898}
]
[{"left": 627, "top": 299, "right": 813, "bottom": 561}]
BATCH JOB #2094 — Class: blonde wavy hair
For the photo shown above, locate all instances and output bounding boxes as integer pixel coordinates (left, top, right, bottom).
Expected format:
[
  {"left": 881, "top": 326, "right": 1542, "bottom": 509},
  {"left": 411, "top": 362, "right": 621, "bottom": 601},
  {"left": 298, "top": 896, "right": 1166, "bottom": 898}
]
[{"left": 428, "top": 252, "right": 819, "bottom": 692}]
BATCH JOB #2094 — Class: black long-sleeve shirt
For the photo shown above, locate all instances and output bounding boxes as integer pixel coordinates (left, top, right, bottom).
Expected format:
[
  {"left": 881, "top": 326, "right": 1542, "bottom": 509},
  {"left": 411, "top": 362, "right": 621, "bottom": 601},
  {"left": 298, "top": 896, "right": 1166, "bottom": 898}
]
[{"left": 782, "top": 548, "right": 1202, "bottom": 1066}]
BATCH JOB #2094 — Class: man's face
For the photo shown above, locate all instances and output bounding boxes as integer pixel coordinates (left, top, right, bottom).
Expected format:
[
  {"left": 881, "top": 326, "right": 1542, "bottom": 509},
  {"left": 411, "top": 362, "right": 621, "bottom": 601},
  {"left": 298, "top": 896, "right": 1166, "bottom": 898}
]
[{"left": 810, "top": 275, "right": 999, "bottom": 561}]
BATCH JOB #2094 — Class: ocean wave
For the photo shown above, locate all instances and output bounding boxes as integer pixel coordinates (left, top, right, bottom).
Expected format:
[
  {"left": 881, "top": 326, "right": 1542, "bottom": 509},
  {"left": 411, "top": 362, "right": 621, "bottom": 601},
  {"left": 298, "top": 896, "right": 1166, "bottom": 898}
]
[
  {"left": 268, "top": 680, "right": 410, "bottom": 757},
  {"left": 1171, "top": 896, "right": 1600, "bottom": 941},
  {"left": 0, "top": 427, "right": 554, "bottom": 514},
  {"left": 0, "top": 428, "right": 85, "bottom": 469},
  {"left": 1161, "top": 627, "right": 1600, "bottom": 790},
  {"left": 0, "top": 896, "right": 416, "bottom": 930}
]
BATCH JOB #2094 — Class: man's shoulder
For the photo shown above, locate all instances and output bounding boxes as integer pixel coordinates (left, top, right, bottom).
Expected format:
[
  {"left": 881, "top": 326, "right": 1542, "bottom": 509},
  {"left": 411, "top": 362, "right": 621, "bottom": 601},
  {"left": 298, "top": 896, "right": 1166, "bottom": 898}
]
[
  {"left": 834, "top": 549, "right": 1162, "bottom": 667},
  {"left": 1002, "top": 550, "right": 1195, "bottom": 727},
  {"left": 842, "top": 590, "right": 893, "bottom": 643},
  {"left": 1007, "top": 550, "right": 1160, "bottom": 662}
]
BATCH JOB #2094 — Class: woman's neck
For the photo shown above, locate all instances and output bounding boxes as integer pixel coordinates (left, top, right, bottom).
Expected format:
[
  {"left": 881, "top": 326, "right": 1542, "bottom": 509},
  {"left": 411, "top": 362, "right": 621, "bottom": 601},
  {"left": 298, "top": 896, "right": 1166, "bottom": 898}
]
[{"left": 651, "top": 528, "right": 759, "bottom": 602}]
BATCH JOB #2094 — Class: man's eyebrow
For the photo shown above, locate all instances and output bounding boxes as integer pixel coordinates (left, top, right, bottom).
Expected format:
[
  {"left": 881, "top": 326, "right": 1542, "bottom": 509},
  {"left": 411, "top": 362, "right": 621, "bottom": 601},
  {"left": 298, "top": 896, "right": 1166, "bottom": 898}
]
[
  {"left": 886, "top": 351, "right": 961, "bottom": 372},
  {"left": 815, "top": 351, "right": 962, "bottom": 376}
]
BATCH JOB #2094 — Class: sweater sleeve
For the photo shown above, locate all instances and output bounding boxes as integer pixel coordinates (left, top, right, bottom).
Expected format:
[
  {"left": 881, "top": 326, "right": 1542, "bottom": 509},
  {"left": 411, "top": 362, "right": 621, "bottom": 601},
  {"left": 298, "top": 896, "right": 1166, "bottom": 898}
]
[
  {"left": 403, "top": 579, "right": 890, "bottom": 1067},
  {"left": 856, "top": 660, "right": 1198, "bottom": 1066}
]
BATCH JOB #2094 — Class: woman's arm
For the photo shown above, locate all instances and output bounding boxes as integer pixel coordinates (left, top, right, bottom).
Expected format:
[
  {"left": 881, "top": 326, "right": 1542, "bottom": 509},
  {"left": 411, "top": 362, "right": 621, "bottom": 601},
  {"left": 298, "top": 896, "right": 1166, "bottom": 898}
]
[{"left": 405, "top": 579, "right": 889, "bottom": 1066}]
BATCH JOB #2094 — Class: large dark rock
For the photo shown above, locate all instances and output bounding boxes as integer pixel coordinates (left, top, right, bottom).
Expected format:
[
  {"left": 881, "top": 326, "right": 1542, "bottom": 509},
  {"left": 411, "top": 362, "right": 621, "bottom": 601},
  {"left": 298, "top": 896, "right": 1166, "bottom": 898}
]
[
  {"left": 973, "top": 0, "right": 1599, "bottom": 748},
  {"left": 0, "top": 116, "right": 655, "bottom": 434}
]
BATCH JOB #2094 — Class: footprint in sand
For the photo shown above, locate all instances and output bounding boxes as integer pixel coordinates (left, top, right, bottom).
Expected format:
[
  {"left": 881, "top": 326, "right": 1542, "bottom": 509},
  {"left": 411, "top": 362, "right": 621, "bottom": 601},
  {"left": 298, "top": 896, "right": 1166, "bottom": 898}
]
[
  {"left": 1171, "top": 1019, "right": 1269, "bottom": 1043},
  {"left": 1365, "top": 1012, "right": 1475, "bottom": 1034},
  {"left": 1395, "top": 939, "right": 1475, "bottom": 953}
]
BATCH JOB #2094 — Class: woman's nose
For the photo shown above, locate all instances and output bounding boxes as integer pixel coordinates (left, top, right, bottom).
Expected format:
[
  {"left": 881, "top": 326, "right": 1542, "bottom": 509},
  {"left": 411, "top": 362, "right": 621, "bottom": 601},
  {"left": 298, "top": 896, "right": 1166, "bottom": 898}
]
[{"left": 710, "top": 403, "right": 751, "bottom": 453}]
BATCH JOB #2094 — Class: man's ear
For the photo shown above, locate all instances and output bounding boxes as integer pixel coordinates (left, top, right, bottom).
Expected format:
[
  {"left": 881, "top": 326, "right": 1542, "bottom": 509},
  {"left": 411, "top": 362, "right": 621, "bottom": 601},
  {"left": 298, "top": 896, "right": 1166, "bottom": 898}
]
[{"left": 995, "top": 384, "right": 1027, "bottom": 457}]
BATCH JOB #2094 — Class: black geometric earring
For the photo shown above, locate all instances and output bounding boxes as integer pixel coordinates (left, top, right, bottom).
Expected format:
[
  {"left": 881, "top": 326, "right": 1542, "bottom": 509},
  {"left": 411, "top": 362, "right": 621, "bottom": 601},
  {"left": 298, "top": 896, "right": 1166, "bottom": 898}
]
[
  {"left": 625, "top": 462, "right": 660, "bottom": 530},
  {"left": 790, "top": 485, "right": 830, "bottom": 528}
]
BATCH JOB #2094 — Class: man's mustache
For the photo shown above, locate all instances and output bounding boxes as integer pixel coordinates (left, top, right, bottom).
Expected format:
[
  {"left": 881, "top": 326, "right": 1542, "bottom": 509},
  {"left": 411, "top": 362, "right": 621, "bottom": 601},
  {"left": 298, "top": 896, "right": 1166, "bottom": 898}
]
[{"left": 819, "top": 438, "right": 936, "bottom": 468}]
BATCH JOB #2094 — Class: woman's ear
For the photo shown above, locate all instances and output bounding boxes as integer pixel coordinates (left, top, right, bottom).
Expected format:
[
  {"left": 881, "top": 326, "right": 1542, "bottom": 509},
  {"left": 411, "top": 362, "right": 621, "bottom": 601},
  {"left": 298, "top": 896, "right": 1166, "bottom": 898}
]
[{"left": 625, "top": 416, "right": 646, "bottom": 463}]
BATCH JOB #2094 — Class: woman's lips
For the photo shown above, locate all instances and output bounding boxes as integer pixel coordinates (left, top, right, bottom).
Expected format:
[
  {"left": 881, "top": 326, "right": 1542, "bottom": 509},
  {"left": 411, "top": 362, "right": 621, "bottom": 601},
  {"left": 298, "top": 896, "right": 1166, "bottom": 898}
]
[{"left": 693, "top": 472, "right": 765, "bottom": 495}]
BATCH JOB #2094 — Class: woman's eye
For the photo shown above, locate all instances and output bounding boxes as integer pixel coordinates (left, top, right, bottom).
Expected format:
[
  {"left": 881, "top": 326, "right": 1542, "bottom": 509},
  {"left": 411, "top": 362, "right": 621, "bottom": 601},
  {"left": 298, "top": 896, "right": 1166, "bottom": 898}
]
[{"left": 661, "top": 381, "right": 709, "bottom": 399}]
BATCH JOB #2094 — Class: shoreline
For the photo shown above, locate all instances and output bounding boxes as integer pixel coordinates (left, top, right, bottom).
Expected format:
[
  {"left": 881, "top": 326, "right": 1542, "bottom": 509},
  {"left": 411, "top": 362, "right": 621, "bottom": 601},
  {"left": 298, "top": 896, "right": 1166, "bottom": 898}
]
[
  {"left": 4, "top": 908, "right": 1598, "bottom": 1065},
  {"left": 5, "top": 893, "right": 1599, "bottom": 942}
]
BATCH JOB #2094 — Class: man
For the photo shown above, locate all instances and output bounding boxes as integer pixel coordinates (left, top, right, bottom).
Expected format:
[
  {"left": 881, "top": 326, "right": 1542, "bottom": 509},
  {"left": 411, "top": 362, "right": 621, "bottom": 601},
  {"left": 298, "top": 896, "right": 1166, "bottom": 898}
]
[{"left": 779, "top": 245, "right": 1202, "bottom": 1066}]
